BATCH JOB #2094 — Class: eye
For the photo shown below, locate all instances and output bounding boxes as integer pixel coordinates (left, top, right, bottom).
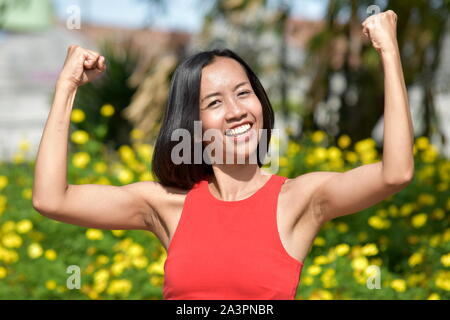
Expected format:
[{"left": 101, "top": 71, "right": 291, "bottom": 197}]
[
  {"left": 207, "top": 100, "right": 219, "bottom": 108},
  {"left": 239, "top": 90, "right": 251, "bottom": 96}
]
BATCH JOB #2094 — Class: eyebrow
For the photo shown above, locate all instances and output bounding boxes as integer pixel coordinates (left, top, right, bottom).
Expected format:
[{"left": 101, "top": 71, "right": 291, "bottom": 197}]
[{"left": 201, "top": 81, "right": 249, "bottom": 103}]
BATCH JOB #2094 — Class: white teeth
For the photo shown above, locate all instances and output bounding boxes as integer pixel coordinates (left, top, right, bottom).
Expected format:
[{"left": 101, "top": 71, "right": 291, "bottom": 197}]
[{"left": 225, "top": 123, "right": 251, "bottom": 136}]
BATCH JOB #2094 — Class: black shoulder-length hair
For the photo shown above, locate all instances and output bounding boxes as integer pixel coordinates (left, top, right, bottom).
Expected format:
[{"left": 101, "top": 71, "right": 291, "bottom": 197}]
[{"left": 151, "top": 48, "right": 275, "bottom": 190}]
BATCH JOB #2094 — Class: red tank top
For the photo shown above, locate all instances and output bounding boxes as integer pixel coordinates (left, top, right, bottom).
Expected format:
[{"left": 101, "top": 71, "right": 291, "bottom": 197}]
[{"left": 163, "top": 174, "right": 304, "bottom": 300}]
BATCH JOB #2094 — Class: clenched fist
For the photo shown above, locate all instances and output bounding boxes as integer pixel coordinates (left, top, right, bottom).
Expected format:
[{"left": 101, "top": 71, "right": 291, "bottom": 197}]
[
  {"left": 362, "top": 10, "right": 399, "bottom": 54},
  {"left": 57, "top": 45, "right": 107, "bottom": 90}
]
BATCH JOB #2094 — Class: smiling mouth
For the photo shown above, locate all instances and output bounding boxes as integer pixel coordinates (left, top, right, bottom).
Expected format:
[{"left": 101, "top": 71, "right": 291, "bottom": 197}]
[{"left": 224, "top": 123, "right": 253, "bottom": 137}]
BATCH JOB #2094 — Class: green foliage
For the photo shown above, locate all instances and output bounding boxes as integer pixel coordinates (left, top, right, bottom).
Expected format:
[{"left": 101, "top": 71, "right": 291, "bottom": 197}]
[{"left": 1, "top": 127, "right": 449, "bottom": 299}]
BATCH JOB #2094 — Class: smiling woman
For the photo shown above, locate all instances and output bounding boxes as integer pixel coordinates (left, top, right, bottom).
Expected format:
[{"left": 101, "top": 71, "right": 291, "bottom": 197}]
[
  {"left": 33, "top": 9, "right": 415, "bottom": 300},
  {"left": 151, "top": 48, "right": 275, "bottom": 190}
]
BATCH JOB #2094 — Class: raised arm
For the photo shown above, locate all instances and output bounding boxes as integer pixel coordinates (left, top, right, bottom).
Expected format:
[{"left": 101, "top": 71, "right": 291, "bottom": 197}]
[
  {"left": 32, "top": 45, "right": 157, "bottom": 231},
  {"left": 305, "top": 10, "right": 414, "bottom": 226}
]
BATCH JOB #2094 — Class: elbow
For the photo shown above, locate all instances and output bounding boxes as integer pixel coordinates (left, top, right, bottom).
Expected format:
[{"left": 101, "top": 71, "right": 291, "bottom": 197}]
[
  {"left": 383, "top": 160, "right": 415, "bottom": 186},
  {"left": 32, "top": 197, "right": 59, "bottom": 216},
  {"left": 384, "top": 171, "right": 414, "bottom": 187}
]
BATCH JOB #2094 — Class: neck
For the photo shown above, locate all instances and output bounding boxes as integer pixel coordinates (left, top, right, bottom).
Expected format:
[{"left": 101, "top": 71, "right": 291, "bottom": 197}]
[{"left": 208, "top": 164, "right": 271, "bottom": 201}]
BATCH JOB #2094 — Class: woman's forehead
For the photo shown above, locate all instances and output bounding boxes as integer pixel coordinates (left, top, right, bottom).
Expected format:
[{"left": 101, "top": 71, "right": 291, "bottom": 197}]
[{"left": 201, "top": 58, "right": 248, "bottom": 89}]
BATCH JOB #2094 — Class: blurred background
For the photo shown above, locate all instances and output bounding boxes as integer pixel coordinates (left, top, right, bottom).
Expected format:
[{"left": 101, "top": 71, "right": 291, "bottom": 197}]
[{"left": 0, "top": 0, "right": 449, "bottom": 300}]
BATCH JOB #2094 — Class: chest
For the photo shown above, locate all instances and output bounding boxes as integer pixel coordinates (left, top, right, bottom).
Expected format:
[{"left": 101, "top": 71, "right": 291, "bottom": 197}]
[{"left": 150, "top": 180, "right": 320, "bottom": 264}]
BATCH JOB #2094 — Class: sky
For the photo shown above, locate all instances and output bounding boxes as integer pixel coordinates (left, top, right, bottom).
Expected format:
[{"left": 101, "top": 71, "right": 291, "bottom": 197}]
[{"left": 52, "top": 0, "right": 329, "bottom": 32}]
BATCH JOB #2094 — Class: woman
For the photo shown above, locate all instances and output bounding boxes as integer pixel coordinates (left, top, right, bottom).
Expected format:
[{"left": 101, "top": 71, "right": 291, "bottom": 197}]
[{"left": 32, "top": 10, "right": 414, "bottom": 300}]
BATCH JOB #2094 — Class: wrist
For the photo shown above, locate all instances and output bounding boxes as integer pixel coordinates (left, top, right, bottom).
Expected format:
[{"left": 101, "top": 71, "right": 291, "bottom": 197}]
[
  {"left": 380, "top": 44, "right": 400, "bottom": 58},
  {"left": 56, "top": 79, "right": 79, "bottom": 92}
]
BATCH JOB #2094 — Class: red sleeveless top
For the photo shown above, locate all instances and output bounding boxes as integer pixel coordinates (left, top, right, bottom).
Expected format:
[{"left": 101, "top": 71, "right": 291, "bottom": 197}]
[{"left": 163, "top": 174, "right": 304, "bottom": 300}]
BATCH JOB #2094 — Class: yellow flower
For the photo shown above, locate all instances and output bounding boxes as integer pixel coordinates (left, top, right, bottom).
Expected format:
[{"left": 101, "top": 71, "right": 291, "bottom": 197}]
[
  {"left": 361, "top": 243, "right": 378, "bottom": 256},
  {"left": 307, "top": 265, "right": 322, "bottom": 276},
  {"left": 302, "top": 275, "right": 314, "bottom": 286},
  {"left": 287, "top": 141, "right": 301, "bottom": 156},
  {"left": 150, "top": 275, "right": 164, "bottom": 287},
  {"left": 336, "top": 222, "right": 349, "bottom": 233},
  {"left": 417, "top": 193, "right": 435, "bottom": 206},
  {"left": 117, "top": 168, "right": 134, "bottom": 184},
  {"left": 118, "top": 146, "right": 135, "bottom": 164},
  {"left": 390, "top": 279, "right": 407, "bottom": 292},
  {"left": 93, "top": 162, "right": 108, "bottom": 174},
  {"left": 444, "top": 229, "right": 450, "bottom": 242},
  {"left": 310, "top": 289, "right": 333, "bottom": 300},
  {"left": 28, "top": 243, "right": 43, "bottom": 259},
  {"left": 127, "top": 244, "right": 144, "bottom": 257},
  {"left": 132, "top": 255, "right": 148, "bottom": 269},
  {"left": 106, "top": 279, "right": 132, "bottom": 296},
  {"left": 421, "top": 145, "right": 438, "bottom": 163},
  {"left": 46, "top": 280, "right": 57, "bottom": 290},
  {"left": 279, "top": 156, "right": 288, "bottom": 167},
  {"left": 368, "top": 215, "right": 390, "bottom": 229},
  {"left": 415, "top": 137, "right": 429, "bottom": 150},
  {"left": 431, "top": 208, "right": 445, "bottom": 220},
  {"left": 400, "top": 203, "right": 415, "bottom": 217},
  {"left": 19, "top": 139, "right": 30, "bottom": 152},
  {"left": 131, "top": 129, "right": 144, "bottom": 140},
  {"left": 408, "top": 252, "right": 424, "bottom": 267},
  {"left": 111, "top": 230, "right": 125, "bottom": 237},
  {"left": 13, "top": 153, "right": 25, "bottom": 164},
  {"left": 22, "top": 188, "right": 32, "bottom": 200},
  {"left": 0, "top": 266, "right": 7, "bottom": 278},
  {"left": 45, "top": 249, "right": 57, "bottom": 261},
  {"left": 337, "top": 135, "right": 351, "bottom": 149},
  {"left": 370, "top": 258, "right": 383, "bottom": 266},
  {"left": 71, "top": 130, "right": 89, "bottom": 145},
  {"left": 147, "top": 260, "right": 165, "bottom": 276},
  {"left": 86, "top": 246, "right": 97, "bottom": 255},
  {"left": 411, "top": 213, "right": 427, "bottom": 228},
  {"left": 2, "top": 221, "right": 15, "bottom": 233},
  {"left": 0, "top": 176, "right": 8, "bottom": 190},
  {"left": 313, "top": 255, "right": 329, "bottom": 265},
  {"left": 96, "top": 176, "right": 111, "bottom": 185},
  {"left": 440, "top": 253, "right": 450, "bottom": 267},
  {"left": 100, "top": 104, "right": 115, "bottom": 117},
  {"left": 311, "top": 131, "right": 326, "bottom": 143},
  {"left": 345, "top": 151, "right": 358, "bottom": 164},
  {"left": 313, "top": 147, "right": 327, "bottom": 162},
  {"left": 320, "top": 268, "right": 337, "bottom": 288},
  {"left": 16, "top": 219, "right": 33, "bottom": 234},
  {"left": 327, "top": 147, "right": 342, "bottom": 161},
  {"left": 360, "top": 149, "right": 378, "bottom": 164},
  {"left": 71, "top": 109, "right": 86, "bottom": 123},
  {"left": 429, "top": 234, "right": 441, "bottom": 247},
  {"left": 110, "top": 262, "right": 126, "bottom": 276},
  {"left": 434, "top": 270, "right": 450, "bottom": 291},
  {"left": 139, "top": 171, "right": 154, "bottom": 182},
  {"left": 86, "top": 229, "right": 103, "bottom": 240},
  {"left": 427, "top": 293, "right": 440, "bottom": 300},
  {"left": 354, "top": 138, "right": 376, "bottom": 154},
  {"left": 351, "top": 256, "right": 369, "bottom": 271},
  {"left": 136, "top": 144, "right": 153, "bottom": 162},
  {"left": 2, "top": 232, "right": 23, "bottom": 248},
  {"left": 94, "top": 269, "right": 110, "bottom": 284},
  {"left": 335, "top": 243, "right": 350, "bottom": 256},
  {"left": 72, "top": 152, "right": 91, "bottom": 169},
  {"left": 314, "top": 236, "right": 326, "bottom": 246}
]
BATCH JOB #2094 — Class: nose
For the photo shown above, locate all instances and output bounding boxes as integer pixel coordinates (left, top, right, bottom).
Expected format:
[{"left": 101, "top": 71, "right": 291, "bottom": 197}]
[{"left": 225, "top": 96, "right": 247, "bottom": 121}]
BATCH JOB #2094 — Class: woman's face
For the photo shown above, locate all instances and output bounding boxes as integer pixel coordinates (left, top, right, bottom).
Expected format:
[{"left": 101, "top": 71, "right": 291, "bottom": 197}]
[{"left": 199, "top": 57, "right": 263, "bottom": 164}]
